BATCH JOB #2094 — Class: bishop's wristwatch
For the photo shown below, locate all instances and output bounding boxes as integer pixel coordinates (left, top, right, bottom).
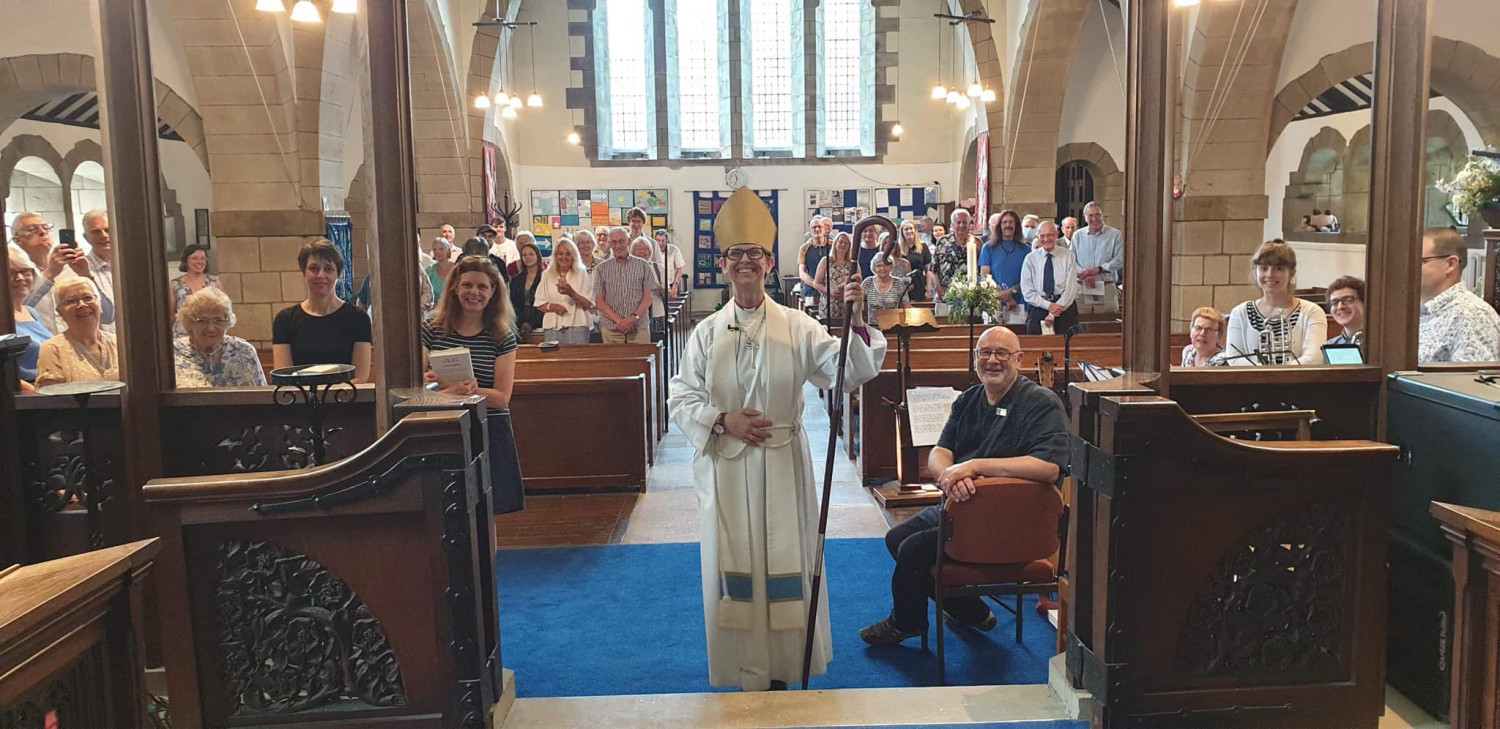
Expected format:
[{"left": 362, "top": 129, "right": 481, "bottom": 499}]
[{"left": 712, "top": 412, "right": 727, "bottom": 436}]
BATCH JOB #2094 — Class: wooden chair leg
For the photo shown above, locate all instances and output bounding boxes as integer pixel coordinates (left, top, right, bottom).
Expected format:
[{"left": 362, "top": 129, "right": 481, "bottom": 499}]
[
  {"left": 1015, "top": 593, "right": 1023, "bottom": 644},
  {"left": 936, "top": 592, "right": 946, "bottom": 685}
]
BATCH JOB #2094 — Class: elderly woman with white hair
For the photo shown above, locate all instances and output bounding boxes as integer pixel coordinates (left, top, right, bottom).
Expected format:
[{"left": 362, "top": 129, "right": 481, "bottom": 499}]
[
  {"left": 34, "top": 277, "right": 118, "bottom": 387},
  {"left": 9, "top": 247, "right": 52, "bottom": 390},
  {"left": 173, "top": 287, "right": 267, "bottom": 388}
]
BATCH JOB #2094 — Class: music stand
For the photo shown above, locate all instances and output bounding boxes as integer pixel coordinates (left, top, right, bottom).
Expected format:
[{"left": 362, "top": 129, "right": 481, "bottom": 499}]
[{"left": 875, "top": 308, "right": 939, "bottom": 490}]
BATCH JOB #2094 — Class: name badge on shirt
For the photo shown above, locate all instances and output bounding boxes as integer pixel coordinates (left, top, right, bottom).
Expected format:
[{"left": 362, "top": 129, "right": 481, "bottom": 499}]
[{"left": 995, "top": 407, "right": 1008, "bottom": 417}]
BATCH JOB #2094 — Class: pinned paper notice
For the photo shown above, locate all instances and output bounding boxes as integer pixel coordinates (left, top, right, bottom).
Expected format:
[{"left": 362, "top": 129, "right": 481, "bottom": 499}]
[{"left": 907, "top": 386, "right": 963, "bottom": 447}]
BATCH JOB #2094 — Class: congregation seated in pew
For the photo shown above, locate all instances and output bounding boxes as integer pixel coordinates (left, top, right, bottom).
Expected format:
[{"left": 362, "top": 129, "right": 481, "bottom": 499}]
[
  {"left": 34, "top": 278, "right": 118, "bottom": 388},
  {"left": 173, "top": 288, "right": 266, "bottom": 388},
  {"left": 1224, "top": 239, "right": 1327, "bottom": 365},
  {"left": 861, "top": 327, "right": 1070, "bottom": 646},
  {"left": 272, "top": 239, "right": 373, "bottom": 382},
  {"left": 9, "top": 247, "right": 51, "bottom": 392}
]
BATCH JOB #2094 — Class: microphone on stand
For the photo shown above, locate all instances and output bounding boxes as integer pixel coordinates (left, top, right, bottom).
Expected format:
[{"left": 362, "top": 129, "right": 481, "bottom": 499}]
[{"left": 1221, "top": 344, "right": 1265, "bottom": 366}]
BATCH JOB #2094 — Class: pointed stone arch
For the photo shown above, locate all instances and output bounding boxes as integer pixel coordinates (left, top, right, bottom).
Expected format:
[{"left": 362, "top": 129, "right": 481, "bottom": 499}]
[
  {"left": 1056, "top": 141, "right": 1123, "bottom": 223},
  {"left": 0, "top": 134, "right": 66, "bottom": 223}
]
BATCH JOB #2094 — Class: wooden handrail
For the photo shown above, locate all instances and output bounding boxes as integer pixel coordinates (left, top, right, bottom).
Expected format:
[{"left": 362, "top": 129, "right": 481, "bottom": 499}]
[{"left": 142, "top": 410, "right": 467, "bottom": 502}]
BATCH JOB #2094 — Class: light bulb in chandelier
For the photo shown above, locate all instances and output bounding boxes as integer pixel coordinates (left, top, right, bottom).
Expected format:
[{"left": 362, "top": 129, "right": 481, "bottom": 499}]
[
  {"left": 474, "top": 94, "right": 491, "bottom": 109},
  {"left": 981, "top": 88, "right": 997, "bottom": 103},
  {"left": 566, "top": 131, "right": 581, "bottom": 145},
  {"left": 891, "top": 122, "right": 905, "bottom": 138},
  {"left": 527, "top": 92, "right": 543, "bottom": 108},
  {"left": 331, "top": 0, "right": 357, "bottom": 13},
  {"left": 495, "top": 90, "right": 510, "bottom": 106},
  {"left": 966, "top": 83, "right": 983, "bottom": 98},
  {"left": 1173, "top": 0, "right": 1200, "bottom": 6},
  {"left": 255, "top": 0, "right": 287, "bottom": 11},
  {"left": 955, "top": 96, "right": 971, "bottom": 110},
  {"left": 945, "top": 91, "right": 960, "bottom": 105},
  {"left": 508, "top": 96, "right": 523, "bottom": 110},
  {"left": 930, "top": 84, "right": 947, "bottom": 100},
  {"left": 289, "top": 0, "right": 321, "bottom": 22},
  {"left": 501, "top": 105, "right": 518, "bottom": 119}
]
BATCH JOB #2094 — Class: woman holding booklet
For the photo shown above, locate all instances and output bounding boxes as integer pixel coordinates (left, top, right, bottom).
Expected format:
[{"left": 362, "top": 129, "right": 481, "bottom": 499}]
[{"left": 421, "top": 256, "right": 525, "bottom": 514}]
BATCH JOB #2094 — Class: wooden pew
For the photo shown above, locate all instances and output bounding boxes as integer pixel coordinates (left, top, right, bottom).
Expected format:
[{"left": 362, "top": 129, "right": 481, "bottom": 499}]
[
  {"left": 0, "top": 539, "right": 160, "bottom": 729},
  {"left": 509, "top": 376, "right": 649, "bottom": 492},
  {"left": 516, "top": 357, "right": 657, "bottom": 465},
  {"left": 1431, "top": 502, "right": 1500, "bottom": 729},
  {"left": 516, "top": 342, "right": 665, "bottom": 440},
  {"left": 1069, "top": 393, "right": 1396, "bottom": 728},
  {"left": 145, "top": 411, "right": 502, "bottom": 727}
]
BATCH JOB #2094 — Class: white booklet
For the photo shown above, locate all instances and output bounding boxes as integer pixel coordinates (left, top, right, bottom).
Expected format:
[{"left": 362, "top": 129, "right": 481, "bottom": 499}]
[{"left": 428, "top": 347, "right": 474, "bottom": 384}]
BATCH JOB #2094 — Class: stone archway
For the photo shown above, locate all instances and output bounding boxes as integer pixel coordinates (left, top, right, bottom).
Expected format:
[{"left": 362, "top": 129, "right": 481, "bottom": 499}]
[
  {"left": 1281, "top": 127, "right": 1347, "bottom": 238},
  {"left": 0, "top": 134, "right": 66, "bottom": 225},
  {"left": 1270, "top": 38, "right": 1500, "bottom": 149},
  {"left": 1055, "top": 141, "right": 1123, "bottom": 224},
  {"left": 953, "top": 0, "right": 1007, "bottom": 213}
]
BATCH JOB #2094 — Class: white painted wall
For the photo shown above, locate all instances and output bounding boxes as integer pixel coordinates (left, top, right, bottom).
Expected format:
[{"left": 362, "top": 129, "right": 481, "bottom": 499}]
[
  {"left": 1058, "top": 0, "right": 1126, "bottom": 166},
  {"left": 1279, "top": 0, "right": 1500, "bottom": 92}
]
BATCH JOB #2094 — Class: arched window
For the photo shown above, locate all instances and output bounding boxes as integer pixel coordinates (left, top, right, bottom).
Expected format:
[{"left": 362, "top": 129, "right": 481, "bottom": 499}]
[
  {"left": 591, "top": 0, "right": 875, "bottom": 161},
  {"left": 1056, "top": 161, "right": 1095, "bottom": 224}
]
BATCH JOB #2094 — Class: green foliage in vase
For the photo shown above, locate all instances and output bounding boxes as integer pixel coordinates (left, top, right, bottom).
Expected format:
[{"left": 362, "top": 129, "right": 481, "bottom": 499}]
[{"left": 943, "top": 270, "right": 1003, "bottom": 323}]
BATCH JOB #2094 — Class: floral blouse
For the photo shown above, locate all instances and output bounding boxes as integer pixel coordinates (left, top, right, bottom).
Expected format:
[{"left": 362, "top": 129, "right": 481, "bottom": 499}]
[
  {"left": 173, "top": 335, "right": 268, "bottom": 388},
  {"left": 819, "top": 260, "right": 856, "bottom": 321}
]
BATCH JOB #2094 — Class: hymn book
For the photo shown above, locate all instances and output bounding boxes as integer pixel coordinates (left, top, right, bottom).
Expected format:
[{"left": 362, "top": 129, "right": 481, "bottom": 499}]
[{"left": 428, "top": 347, "right": 475, "bottom": 384}]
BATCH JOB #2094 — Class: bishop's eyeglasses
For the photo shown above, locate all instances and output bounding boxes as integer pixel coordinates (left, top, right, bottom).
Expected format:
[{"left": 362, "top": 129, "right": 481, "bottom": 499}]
[{"left": 723, "top": 248, "right": 767, "bottom": 261}]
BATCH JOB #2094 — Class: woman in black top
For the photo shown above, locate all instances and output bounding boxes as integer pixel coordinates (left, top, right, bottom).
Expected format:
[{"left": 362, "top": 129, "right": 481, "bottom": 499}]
[
  {"left": 272, "top": 238, "right": 373, "bottom": 382},
  {"left": 508, "top": 240, "right": 545, "bottom": 335},
  {"left": 898, "top": 220, "right": 932, "bottom": 301},
  {"left": 422, "top": 256, "right": 525, "bottom": 513}
]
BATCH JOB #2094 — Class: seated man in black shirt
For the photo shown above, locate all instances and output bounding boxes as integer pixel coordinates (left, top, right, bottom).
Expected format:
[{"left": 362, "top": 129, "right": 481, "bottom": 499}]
[{"left": 860, "top": 326, "right": 1070, "bottom": 646}]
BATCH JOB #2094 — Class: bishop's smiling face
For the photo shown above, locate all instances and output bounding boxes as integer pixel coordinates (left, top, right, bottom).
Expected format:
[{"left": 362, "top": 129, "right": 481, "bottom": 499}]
[{"left": 720, "top": 244, "right": 772, "bottom": 289}]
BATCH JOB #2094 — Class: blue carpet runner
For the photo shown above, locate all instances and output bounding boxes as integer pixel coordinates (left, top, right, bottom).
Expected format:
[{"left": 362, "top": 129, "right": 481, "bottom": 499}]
[{"left": 496, "top": 539, "right": 1059, "bottom": 698}]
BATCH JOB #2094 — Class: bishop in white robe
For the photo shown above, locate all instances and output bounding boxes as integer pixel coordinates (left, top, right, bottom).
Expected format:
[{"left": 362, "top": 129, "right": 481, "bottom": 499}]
[{"left": 668, "top": 188, "right": 887, "bottom": 691}]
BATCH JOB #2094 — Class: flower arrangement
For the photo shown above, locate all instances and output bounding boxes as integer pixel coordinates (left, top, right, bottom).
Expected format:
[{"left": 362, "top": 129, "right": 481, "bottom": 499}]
[
  {"left": 943, "top": 270, "right": 1003, "bottom": 323},
  {"left": 1437, "top": 152, "right": 1500, "bottom": 217}
]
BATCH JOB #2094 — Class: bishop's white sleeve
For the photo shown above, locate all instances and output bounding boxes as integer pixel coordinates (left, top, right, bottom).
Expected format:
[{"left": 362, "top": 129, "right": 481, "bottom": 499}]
[
  {"left": 800, "top": 313, "right": 888, "bottom": 393},
  {"left": 668, "top": 324, "right": 723, "bottom": 453}
]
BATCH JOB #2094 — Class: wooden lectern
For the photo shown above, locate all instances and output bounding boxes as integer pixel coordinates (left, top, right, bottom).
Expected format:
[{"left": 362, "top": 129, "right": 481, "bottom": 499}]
[
  {"left": 1432, "top": 502, "right": 1500, "bottom": 729},
  {"left": 1, "top": 539, "right": 160, "bottom": 729},
  {"left": 872, "top": 308, "right": 944, "bottom": 508}
]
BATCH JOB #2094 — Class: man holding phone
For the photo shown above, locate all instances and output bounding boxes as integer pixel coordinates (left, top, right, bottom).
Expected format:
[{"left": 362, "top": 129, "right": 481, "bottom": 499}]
[{"left": 11, "top": 211, "right": 115, "bottom": 333}]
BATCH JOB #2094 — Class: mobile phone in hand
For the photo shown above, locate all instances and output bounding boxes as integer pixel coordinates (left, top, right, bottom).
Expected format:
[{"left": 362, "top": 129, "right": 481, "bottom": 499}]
[{"left": 59, "top": 229, "right": 76, "bottom": 248}]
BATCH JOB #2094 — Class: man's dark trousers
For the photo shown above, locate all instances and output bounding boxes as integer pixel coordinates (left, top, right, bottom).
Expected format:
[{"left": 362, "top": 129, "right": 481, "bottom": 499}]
[{"left": 885, "top": 504, "right": 992, "bottom": 630}]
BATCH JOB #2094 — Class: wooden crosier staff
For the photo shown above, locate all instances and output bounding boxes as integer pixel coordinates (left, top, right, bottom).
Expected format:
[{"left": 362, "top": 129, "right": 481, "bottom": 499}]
[{"left": 802, "top": 214, "right": 896, "bottom": 689}]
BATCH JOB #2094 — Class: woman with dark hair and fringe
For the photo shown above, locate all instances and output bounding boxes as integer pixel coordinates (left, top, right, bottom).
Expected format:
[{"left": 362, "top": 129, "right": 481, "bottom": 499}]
[
  {"left": 272, "top": 238, "right": 373, "bottom": 381},
  {"left": 509, "top": 239, "right": 547, "bottom": 335},
  {"left": 423, "top": 256, "right": 525, "bottom": 514},
  {"left": 169, "top": 244, "right": 219, "bottom": 336}
]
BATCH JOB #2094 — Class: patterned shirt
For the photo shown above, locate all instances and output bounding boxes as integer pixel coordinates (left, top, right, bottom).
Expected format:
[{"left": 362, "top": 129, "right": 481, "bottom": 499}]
[
  {"left": 173, "top": 335, "right": 268, "bottom": 388},
  {"left": 1180, "top": 343, "right": 1228, "bottom": 367},
  {"left": 1419, "top": 284, "right": 1500, "bottom": 363},
  {"left": 591, "top": 254, "right": 658, "bottom": 333},
  {"left": 933, "top": 235, "right": 970, "bottom": 288}
]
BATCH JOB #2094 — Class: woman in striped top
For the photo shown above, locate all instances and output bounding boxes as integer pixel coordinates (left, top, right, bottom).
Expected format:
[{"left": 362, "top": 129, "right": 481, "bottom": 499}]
[
  {"left": 422, "top": 256, "right": 525, "bottom": 513},
  {"left": 862, "top": 253, "right": 909, "bottom": 315}
]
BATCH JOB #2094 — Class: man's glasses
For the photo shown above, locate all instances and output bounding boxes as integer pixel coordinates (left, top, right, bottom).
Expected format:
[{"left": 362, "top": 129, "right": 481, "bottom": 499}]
[
  {"left": 975, "top": 349, "right": 1017, "bottom": 362},
  {"left": 724, "top": 248, "right": 768, "bottom": 261},
  {"left": 1420, "top": 254, "right": 1456, "bottom": 264},
  {"left": 192, "top": 316, "right": 231, "bottom": 327},
  {"left": 18, "top": 223, "right": 54, "bottom": 235},
  {"left": 1329, "top": 296, "right": 1360, "bottom": 308}
]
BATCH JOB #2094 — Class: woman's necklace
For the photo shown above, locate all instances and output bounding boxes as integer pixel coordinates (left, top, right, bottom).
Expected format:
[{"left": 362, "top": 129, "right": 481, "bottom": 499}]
[{"left": 69, "top": 335, "right": 113, "bottom": 375}]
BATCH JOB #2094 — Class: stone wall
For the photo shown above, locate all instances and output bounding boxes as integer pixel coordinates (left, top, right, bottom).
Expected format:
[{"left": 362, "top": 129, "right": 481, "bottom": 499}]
[{"left": 209, "top": 210, "right": 327, "bottom": 348}]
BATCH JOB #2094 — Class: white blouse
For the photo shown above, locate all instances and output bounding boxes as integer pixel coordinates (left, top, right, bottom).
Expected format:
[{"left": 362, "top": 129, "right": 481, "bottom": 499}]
[
  {"left": 534, "top": 267, "right": 594, "bottom": 329},
  {"left": 1224, "top": 298, "right": 1327, "bottom": 366}
]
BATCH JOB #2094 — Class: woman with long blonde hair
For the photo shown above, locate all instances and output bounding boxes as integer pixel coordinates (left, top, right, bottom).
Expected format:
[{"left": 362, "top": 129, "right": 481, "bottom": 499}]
[
  {"left": 535, "top": 237, "right": 595, "bottom": 343},
  {"left": 813, "top": 231, "right": 857, "bottom": 323},
  {"left": 422, "top": 255, "right": 525, "bottom": 513}
]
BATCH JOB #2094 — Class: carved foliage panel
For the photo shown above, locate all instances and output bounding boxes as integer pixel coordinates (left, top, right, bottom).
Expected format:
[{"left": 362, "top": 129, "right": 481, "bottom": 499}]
[
  {"left": 213, "top": 540, "right": 407, "bottom": 717},
  {"left": 1174, "top": 501, "right": 1349, "bottom": 680},
  {"left": 0, "top": 642, "right": 109, "bottom": 729}
]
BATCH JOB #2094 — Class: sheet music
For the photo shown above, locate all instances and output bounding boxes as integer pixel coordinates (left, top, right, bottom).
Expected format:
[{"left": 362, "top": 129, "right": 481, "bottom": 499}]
[{"left": 907, "top": 387, "right": 962, "bottom": 447}]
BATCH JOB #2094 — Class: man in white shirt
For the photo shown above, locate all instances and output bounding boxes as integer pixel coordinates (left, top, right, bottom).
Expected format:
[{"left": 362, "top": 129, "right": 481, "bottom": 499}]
[
  {"left": 13, "top": 211, "right": 116, "bottom": 333},
  {"left": 1070, "top": 201, "right": 1125, "bottom": 314},
  {"left": 1418, "top": 227, "right": 1500, "bottom": 362},
  {"left": 481, "top": 221, "right": 519, "bottom": 276},
  {"left": 1020, "top": 221, "right": 1079, "bottom": 335},
  {"left": 648, "top": 228, "right": 687, "bottom": 331}
]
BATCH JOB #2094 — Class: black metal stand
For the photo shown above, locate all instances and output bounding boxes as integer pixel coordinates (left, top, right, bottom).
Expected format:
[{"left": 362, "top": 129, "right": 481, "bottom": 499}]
[{"left": 270, "top": 365, "right": 358, "bottom": 466}]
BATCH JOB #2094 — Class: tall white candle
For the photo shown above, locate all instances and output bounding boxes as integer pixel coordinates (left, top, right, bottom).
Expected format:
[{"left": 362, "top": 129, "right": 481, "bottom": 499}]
[{"left": 966, "top": 237, "right": 978, "bottom": 282}]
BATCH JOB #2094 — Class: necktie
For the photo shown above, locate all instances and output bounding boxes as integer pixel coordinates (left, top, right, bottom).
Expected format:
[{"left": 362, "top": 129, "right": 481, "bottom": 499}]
[{"left": 1043, "top": 253, "right": 1055, "bottom": 296}]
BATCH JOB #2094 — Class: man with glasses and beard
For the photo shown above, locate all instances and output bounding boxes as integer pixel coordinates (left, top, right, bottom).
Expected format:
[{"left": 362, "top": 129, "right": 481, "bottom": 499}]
[
  {"left": 862, "top": 326, "right": 1069, "bottom": 646},
  {"left": 668, "top": 188, "right": 887, "bottom": 692}
]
